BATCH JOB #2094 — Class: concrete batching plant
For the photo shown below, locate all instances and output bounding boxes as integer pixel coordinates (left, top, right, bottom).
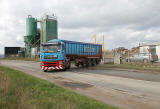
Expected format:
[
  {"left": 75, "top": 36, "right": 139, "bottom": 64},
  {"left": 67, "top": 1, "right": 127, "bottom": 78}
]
[{"left": 24, "top": 14, "right": 58, "bottom": 58}]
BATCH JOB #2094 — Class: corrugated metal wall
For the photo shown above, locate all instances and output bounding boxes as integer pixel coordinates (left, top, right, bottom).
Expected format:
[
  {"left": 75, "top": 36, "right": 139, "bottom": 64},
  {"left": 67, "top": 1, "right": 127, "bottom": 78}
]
[{"left": 63, "top": 40, "right": 102, "bottom": 56}]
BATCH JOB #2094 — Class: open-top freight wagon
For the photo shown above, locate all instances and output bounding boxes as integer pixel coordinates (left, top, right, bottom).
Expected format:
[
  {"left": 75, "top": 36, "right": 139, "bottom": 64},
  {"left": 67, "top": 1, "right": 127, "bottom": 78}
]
[{"left": 40, "top": 39, "right": 102, "bottom": 72}]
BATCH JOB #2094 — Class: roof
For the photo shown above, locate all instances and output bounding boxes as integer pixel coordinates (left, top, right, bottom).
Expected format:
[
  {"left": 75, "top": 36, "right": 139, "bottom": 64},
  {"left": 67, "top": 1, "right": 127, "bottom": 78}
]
[{"left": 139, "top": 42, "right": 160, "bottom": 47}]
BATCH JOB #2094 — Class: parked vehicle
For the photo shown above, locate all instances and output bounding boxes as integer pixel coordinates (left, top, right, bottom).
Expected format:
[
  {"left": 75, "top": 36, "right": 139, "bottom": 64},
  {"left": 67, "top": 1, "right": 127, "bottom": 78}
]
[
  {"left": 126, "top": 53, "right": 158, "bottom": 63},
  {"left": 40, "top": 39, "right": 102, "bottom": 72}
]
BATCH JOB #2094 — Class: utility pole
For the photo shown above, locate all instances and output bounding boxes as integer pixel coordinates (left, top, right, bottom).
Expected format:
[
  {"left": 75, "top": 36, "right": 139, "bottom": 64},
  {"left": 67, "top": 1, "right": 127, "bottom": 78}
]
[
  {"left": 102, "top": 35, "right": 105, "bottom": 62},
  {"left": 128, "top": 50, "right": 130, "bottom": 62},
  {"left": 147, "top": 48, "right": 151, "bottom": 64},
  {"left": 102, "top": 35, "right": 104, "bottom": 53}
]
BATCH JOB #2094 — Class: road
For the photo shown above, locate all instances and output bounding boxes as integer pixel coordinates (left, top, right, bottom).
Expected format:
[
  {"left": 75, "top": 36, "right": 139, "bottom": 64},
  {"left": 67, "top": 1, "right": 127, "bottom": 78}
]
[{"left": 1, "top": 60, "right": 160, "bottom": 109}]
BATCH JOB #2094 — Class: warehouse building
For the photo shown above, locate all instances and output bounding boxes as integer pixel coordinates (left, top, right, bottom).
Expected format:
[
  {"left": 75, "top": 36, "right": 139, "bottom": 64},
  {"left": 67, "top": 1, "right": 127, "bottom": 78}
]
[
  {"left": 139, "top": 42, "right": 160, "bottom": 61},
  {"left": 4, "top": 47, "right": 21, "bottom": 57},
  {"left": 4, "top": 47, "right": 25, "bottom": 58}
]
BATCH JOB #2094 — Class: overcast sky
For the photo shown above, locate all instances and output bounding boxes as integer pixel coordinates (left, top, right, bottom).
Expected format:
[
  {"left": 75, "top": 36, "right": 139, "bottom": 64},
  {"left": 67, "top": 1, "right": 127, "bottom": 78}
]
[{"left": 0, "top": 0, "right": 160, "bottom": 54}]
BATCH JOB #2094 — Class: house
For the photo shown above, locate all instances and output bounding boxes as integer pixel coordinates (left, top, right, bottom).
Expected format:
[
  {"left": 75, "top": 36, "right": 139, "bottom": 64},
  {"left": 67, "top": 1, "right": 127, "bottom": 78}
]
[{"left": 139, "top": 42, "right": 160, "bottom": 61}]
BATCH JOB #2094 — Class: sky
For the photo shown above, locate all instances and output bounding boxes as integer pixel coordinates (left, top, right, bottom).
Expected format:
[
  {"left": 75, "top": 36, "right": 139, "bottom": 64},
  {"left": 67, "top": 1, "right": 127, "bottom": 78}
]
[{"left": 0, "top": 0, "right": 160, "bottom": 54}]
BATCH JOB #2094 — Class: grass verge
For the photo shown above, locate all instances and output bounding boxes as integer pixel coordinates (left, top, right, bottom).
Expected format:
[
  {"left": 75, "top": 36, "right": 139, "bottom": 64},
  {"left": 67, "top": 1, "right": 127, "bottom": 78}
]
[
  {"left": 1, "top": 57, "right": 40, "bottom": 62},
  {"left": 98, "top": 63, "right": 160, "bottom": 73},
  {"left": 0, "top": 66, "right": 117, "bottom": 109}
]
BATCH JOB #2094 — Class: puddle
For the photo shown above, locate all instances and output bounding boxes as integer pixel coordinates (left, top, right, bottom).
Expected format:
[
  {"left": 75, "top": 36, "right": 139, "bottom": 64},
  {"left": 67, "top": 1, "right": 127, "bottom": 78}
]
[
  {"left": 53, "top": 76, "right": 64, "bottom": 79},
  {"left": 62, "top": 81, "right": 93, "bottom": 89}
]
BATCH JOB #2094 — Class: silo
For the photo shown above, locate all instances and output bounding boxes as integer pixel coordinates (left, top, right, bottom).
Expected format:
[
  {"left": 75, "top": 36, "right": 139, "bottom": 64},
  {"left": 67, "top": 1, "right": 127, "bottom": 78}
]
[
  {"left": 26, "top": 15, "right": 37, "bottom": 36},
  {"left": 40, "top": 15, "right": 58, "bottom": 43},
  {"left": 25, "top": 15, "right": 37, "bottom": 57},
  {"left": 25, "top": 45, "right": 31, "bottom": 57}
]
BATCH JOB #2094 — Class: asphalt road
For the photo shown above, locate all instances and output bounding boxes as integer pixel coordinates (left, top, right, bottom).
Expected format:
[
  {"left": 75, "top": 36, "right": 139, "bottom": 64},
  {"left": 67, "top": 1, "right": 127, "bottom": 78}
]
[
  {"left": 1, "top": 60, "right": 160, "bottom": 109},
  {"left": 70, "top": 67, "right": 160, "bottom": 82}
]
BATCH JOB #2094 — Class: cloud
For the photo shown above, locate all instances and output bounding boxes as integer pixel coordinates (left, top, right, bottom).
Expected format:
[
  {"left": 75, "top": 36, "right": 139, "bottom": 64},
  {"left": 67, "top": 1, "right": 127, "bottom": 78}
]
[{"left": 0, "top": 0, "right": 160, "bottom": 54}]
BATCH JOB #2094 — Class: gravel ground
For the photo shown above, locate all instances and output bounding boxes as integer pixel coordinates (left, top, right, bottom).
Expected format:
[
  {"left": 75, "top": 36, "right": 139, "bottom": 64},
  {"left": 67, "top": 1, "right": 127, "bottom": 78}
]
[{"left": 1, "top": 60, "right": 160, "bottom": 109}]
